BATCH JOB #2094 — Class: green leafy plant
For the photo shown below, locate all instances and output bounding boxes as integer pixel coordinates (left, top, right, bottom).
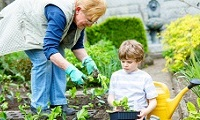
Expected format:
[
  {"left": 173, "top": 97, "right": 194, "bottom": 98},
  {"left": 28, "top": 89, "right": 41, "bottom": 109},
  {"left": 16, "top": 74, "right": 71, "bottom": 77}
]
[
  {"left": 15, "top": 92, "right": 22, "bottom": 103},
  {"left": 178, "top": 51, "right": 200, "bottom": 97},
  {"left": 0, "top": 100, "right": 8, "bottom": 120},
  {"left": 65, "top": 40, "right": 121, "bottom": 80},
  {"left": 0, "top": 52, "right": 31, "bottom": 81},
  {"left": 19, "top": 104, "right": 63, "bottom": 120},
  {"left": 48, "top": 106, "right": 62, "bottom": 120},
  {"left": 162, "top": 15, "right": 200, "bottom": 72},
  {"left": 112, "top": 97, "right": 130, "bottom": 112},
  {"left": 76, "top": 104, "right": 93, "bottom": 120},
  {"left": 89, "top": 74, "right": 110, "bottom": 100},
  {"left": 67, "top": 87, "right": 77, "bottom": 99},
  {"left": 0, "top": 102, "right": 8, "bottom": 111},
  {"left": 18, "top": 104, "right": 33, "bottom": 120},
  {"left": 0, "top": 94, "right": 8, "bottom": 120},
  {"left": 0, "top": 111, "right": 7, "bottom": 120},
  {"left": 184, "top": 98, "right": 200, "bottom": 120}
]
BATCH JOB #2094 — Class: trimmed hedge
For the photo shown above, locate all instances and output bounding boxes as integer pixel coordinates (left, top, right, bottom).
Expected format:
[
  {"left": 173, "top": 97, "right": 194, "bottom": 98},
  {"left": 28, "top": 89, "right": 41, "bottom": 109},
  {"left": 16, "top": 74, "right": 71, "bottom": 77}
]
[{"left": 86, "top": 17, "right": 148, "bottom": 52}]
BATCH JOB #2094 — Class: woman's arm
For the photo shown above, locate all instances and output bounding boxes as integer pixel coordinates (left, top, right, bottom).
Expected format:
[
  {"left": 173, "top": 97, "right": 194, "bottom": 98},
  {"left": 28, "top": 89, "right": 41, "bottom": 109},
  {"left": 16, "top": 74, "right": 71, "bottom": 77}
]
[
  {"left": 72, "top": 48, "right": 88, "bottom": 61},
  {"left": 44, "top": 5, "right": 71, "bottom": 70}
]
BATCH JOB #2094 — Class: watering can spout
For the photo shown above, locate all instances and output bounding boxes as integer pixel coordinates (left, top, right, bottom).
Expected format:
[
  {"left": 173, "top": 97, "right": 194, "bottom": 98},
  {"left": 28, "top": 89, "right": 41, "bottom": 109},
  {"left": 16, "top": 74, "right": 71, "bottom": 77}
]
[
  {"left": 188, "top": 78, "right": 200, "bottom": 89},
  {"left": 167, "top": 78, "right": 200, "bottom": 118}
]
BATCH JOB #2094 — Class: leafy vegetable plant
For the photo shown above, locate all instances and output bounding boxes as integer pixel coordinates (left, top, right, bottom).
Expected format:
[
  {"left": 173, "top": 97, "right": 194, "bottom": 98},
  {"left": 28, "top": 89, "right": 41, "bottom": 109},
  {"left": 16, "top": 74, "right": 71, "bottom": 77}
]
[
  {"left": 76, "top": 104, "right": 93, "bottom": 120},
  {"left": 112, "top": 97, "right": 130, "bottom": 112},
  {"left": 106, "top": 97, "right": 131, "bottom": 113},
  {"left": 184, "top": 98, "right": 200, "bottom": 120}
]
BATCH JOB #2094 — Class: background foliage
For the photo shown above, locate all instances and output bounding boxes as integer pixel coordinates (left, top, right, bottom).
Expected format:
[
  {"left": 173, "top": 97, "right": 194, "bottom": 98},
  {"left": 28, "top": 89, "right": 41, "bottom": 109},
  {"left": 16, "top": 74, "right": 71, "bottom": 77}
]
[
  {"left": 86, "top": 17, "right": 148, "bottom": 52},
  {"left": 65, "top": 40, "right": 121, "bottom": 88},
  {"left": 0, "top": 52, "right": 30, "bottom": 81},
  {"left": 162, "top": 15, "right": 200, "bottom": 72},
  {"left": 0, "top": 16, "right": 149, "bottom": 85}
]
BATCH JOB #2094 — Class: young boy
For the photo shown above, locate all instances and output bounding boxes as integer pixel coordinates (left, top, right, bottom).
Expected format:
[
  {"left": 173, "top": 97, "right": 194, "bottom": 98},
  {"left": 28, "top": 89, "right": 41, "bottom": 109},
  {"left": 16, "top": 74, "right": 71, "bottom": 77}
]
[{"left": 107, "top": 40, "right": 158, "bottom": 120}]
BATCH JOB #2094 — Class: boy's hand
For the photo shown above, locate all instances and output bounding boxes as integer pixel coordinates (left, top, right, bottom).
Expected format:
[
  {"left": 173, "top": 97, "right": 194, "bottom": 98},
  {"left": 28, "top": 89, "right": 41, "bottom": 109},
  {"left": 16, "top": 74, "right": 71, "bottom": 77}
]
[
  {"left": 137, "top": 109, "right": 148, "bottom": 120},
  {"left": 113, "top": 106, "right": 123, "bottom": 112}
]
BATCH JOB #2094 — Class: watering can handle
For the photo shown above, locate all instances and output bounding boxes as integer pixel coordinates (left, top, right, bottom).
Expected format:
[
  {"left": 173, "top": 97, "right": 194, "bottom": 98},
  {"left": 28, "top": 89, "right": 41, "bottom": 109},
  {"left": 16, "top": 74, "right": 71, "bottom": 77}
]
[{"left": 188, "top": 78, "right": 200, "bottom": 89}]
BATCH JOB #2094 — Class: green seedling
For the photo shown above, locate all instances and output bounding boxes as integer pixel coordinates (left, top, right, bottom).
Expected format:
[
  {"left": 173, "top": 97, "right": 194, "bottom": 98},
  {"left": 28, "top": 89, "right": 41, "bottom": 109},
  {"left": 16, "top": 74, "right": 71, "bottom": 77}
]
[
  {"left": 107, "top": 97, "right": 131, "bottom": 113},
  {"left": 76, "top": 104, "right": 92, "bottom": 120},
  {"left": 0, "top": 111, "right": 7, "bottom": 120},
  {"left": 67, "top": 87, "right": 77, "bottom": 99},
  {"left": 184, "top": 98, "right": 200, "bottom": 120}
]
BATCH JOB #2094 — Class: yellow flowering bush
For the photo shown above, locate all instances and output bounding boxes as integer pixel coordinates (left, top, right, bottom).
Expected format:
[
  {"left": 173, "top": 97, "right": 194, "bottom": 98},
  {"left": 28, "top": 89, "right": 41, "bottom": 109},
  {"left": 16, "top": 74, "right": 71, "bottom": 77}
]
[{"left": 162, "top": 15, "right": 200, "bottom": 72}]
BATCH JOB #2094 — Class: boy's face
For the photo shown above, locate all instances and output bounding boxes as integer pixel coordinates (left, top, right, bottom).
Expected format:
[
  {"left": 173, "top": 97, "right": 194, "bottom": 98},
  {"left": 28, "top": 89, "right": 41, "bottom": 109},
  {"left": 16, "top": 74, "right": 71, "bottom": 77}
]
[{"left": 121, "top": 58, "right": 139, "bottom": 73}]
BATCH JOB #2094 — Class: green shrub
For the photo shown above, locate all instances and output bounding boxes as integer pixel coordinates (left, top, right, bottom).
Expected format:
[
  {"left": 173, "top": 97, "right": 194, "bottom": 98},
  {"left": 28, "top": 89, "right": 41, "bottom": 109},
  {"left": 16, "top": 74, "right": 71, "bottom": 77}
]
[
  {"left": 86, "top": 17, "right": 148, "bottom": 52},
  {"left": 65, "top": 40, "right": 121, "bottom": 79},
  {"left": 0, "top": 40, "right": 119, "bottom": 85},
  {"left": 0, "top": 52, "right": 31, "bottom": 81},
  {"left": 85, "top": 40, "right": 121, "bottom": 78},
  {"left": 178, "top": 51, "right": 200, "bottom": 97},
  {"left": 65, "top": 40, "right": 120, "bottom": 88},
  {"left": 184, "top": 98, "right": 200, "bottom": 120},
  {"left": 162, "top": 15, "right": 200, "bottom": 72}
]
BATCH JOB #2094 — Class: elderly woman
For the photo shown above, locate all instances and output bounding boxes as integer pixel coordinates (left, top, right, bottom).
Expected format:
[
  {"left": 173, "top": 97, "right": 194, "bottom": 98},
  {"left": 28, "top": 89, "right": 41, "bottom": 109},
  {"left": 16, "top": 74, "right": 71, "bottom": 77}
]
[{"left": 0, "top": 0, "right": 107, "bottom": 116}]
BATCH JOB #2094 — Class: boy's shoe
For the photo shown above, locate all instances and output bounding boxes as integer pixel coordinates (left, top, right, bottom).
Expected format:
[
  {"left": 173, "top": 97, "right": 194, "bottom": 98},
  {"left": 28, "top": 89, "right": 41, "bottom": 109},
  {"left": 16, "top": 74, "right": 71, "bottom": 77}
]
[{"left": 50, "top": 104, "right": 76, "bottom": 115}]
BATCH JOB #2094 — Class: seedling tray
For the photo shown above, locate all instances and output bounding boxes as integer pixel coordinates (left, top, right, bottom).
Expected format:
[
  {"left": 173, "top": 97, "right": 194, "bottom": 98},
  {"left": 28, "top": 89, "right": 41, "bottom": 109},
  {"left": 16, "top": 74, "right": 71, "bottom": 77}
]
[{"left": 109, "top": 111, "right": 140, "bottom": 120}]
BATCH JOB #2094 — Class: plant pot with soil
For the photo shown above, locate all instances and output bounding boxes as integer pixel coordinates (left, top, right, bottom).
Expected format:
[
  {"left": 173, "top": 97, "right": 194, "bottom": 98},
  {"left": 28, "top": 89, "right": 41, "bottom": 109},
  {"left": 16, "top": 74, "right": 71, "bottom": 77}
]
[
  {"left": 109, "top": 111, "right": 140, "bottom": 120},
  {"left": 107, "top": 97, "right": 141, "bottom": 120}
]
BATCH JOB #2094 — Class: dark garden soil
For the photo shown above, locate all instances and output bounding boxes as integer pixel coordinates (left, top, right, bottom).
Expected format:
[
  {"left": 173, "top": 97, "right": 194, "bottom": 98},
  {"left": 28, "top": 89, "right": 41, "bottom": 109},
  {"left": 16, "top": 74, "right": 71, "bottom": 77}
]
[
  {"left": 5, "top": 93, "right": 111, "bottom": 120},
  {"left": 67, "top": 95, "right": 111, "bottom": 120}
]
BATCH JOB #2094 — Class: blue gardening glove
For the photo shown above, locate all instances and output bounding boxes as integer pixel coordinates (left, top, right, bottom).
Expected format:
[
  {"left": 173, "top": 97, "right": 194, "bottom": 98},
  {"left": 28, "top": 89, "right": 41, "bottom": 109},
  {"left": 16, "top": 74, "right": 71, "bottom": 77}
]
[
  {"left": 65, "top": 64, "right": 86, "bottom": 85},
  {"left": 82, "top": 56, "right": 98, "bottom": 75}
]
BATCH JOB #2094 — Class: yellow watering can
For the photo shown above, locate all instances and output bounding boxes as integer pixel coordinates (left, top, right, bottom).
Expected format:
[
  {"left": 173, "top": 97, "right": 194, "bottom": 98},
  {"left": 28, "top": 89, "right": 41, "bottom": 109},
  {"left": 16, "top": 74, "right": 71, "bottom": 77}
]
[{"left": 147, "top": 78, "right": 200, "bottom": 120}]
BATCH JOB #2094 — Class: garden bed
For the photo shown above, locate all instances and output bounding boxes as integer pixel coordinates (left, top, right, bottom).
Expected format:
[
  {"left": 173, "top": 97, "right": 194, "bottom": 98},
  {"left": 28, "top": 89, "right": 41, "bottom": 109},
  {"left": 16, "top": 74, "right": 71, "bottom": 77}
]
[{"left": 3, "top": 94, "right": 111, "bottom": 120}]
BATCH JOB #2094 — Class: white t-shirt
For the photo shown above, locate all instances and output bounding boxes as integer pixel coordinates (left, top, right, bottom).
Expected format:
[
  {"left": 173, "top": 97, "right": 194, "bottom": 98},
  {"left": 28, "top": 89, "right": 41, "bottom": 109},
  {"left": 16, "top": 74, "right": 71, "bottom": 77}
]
[{"left": 108, "top": 69, "right": 158, "bottom": 111}]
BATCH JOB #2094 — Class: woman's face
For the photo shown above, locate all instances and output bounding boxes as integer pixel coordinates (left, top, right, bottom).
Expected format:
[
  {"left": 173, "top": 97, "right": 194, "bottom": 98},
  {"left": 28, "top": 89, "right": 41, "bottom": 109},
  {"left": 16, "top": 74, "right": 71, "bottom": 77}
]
[{"left": 74, "top": 7, "right": 96, "bottom": 29}]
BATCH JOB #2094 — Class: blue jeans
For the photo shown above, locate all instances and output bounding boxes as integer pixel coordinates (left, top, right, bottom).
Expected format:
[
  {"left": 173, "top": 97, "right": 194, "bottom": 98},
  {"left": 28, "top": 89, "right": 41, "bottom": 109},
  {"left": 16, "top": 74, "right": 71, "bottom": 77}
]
[{"left": 25, "top": 48, "right": 67, "bottom": 110}]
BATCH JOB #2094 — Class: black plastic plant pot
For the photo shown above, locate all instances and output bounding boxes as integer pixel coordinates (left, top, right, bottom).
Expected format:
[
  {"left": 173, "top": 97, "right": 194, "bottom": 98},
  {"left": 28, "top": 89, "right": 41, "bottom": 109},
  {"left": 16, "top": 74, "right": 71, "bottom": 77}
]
[{"left": 109, "top": 111, "right": 140, "bottom": 120}]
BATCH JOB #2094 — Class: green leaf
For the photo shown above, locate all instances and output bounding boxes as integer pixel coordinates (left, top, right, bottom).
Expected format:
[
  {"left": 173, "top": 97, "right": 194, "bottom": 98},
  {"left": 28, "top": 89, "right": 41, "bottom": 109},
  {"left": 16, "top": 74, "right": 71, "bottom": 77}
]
[
  {"left": 1, "top": 102, "right": 8, "bottom": 110},
  {"left": 197, "top": 98, "right": 200, "bottom": 108},
  {"left": 76, "top": 107, "right": 90, "bottom": 120},
  {"left": 187, "top": 102, "right": 197, "bottom": 112},
  {"left": 0, "top": 111, "right": 7, "bottom": 120},
  {"left": 68, "top": 87, "right": 77, "bottom": 99},
  {"left": 112, "top": 97, "right": 130, "bottom": 111},
  {"left": 113, "top": 100, "right": 120, "bottom": 106}
]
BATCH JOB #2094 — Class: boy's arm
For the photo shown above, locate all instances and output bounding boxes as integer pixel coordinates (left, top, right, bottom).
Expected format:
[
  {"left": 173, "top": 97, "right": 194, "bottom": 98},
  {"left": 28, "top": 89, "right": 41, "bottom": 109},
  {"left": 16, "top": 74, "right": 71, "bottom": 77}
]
[
  {"left": 138, "top": 98, "right": 157, "bottom": 119},
  {"left": 146, "top": 98, "right": 157, "bottom": 114},
  {"left": 107, "top": 94, "right": 115, "bottom": 107},
  {"left": 108, "top": 94, "right": 121, "bottom": 111}
]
